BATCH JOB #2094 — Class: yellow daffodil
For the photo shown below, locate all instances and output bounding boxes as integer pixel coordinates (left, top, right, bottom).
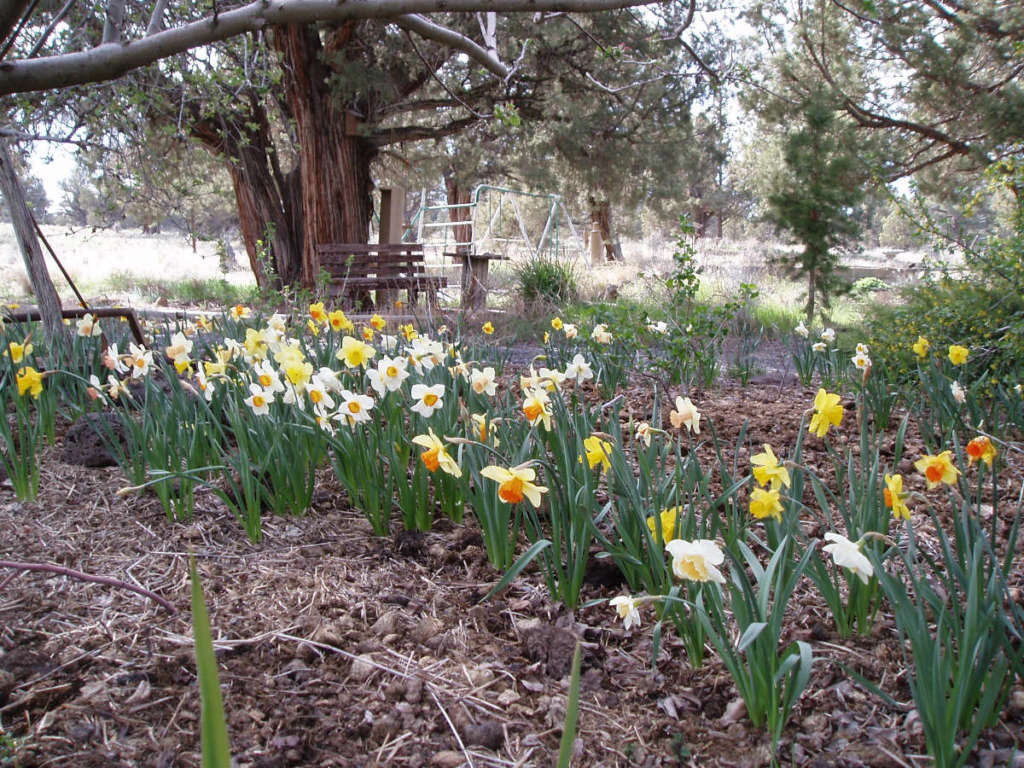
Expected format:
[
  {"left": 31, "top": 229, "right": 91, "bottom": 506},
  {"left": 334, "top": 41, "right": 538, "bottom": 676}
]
[
  {"left": 912, "top": 336, "right": 930, "bottom": 359},
  {"left": 307, "top": 319, "right": 319, "bottom": 336},
  {"left": 609, "top": 595, "right": 641, "bottom": 630},
  {"left": 401, "top": 323, "right": 418, "bottom": 342},
  {"left": 948, "top": 345, "right": 969, "bottom": 365},
  {"left": 6, "top": 341, "right": 31, "bottom": 363},
  {"left": 370, "top": 313, "right": 386, "bottom": 331},
  {"left": 16, "top": 366, "right": 43, "bottom": 398},
  {"left": 230, "top": 304, "right": 250, "bottom": 320},
  {"left": 751, "top": 444, "right": 791, "bottom": 490},
  {"left": 646, "top": 507, "right": 680, "bottom": 542},
  {"left": 582, "top": 434, "right": 613, "bottom": 474},
  {"left": 337, "top": 335, "right": 376, "bottom": 368},
  {"left": 965, "top": 436, "right": 997, "bottom": 467},
  {"left": 412, "top": 429, "right": 461, "bottom": 477},
  {"left": 551, "top": 317, "right": 563, "bottom": 331},
  {"left": 324, "top": 310, "right": 351, "bottom": 333},
  {"left": 808, "top": 388, "right": 843, "bottom": 438},
  {"left": 482, "top": 321, "right": 494, "bottom": 335},
  {"left": 480, "top": 464, "right": 547, "bottom": 507},
  {"left": 665, "top": 539, "right": 726, "bottom": 584},
  {"left": 883, "top": 473, "right": 910, "bottom": 520},
  {"left": 750, "top": 487, "right": 783, "bottom": 521},
  {"left": 914, "top": 450, "right": 960, "bottom": 489},
  {"left": 309, "top": 302, "right": 327, "bottom": 325}
]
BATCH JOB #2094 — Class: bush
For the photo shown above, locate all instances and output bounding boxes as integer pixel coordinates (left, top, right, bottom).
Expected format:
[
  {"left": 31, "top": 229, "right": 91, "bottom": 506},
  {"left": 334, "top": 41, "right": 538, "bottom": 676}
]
[
  {"left": 512, "top": 256, "right": 579, "bottom": 306},
  {"left": 866, "top": 229, "right": 1024, "bottom": 386}
]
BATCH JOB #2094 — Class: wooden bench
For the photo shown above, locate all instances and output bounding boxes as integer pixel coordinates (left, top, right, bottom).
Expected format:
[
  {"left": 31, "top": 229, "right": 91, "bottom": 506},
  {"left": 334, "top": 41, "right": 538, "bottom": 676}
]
[{"left": 316, "top": 243, "right": 448, "bottom": 309}]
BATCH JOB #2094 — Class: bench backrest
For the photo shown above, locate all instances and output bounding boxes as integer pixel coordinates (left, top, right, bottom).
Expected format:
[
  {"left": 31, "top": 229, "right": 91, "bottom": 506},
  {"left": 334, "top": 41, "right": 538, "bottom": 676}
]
[{"left": 317, "top": 243, "right": 427, "bottom": 279}]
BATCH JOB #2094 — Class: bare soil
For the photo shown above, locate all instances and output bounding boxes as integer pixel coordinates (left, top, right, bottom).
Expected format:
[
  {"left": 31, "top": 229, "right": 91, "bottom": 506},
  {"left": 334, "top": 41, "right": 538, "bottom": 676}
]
[{"left": 2, "top": 377, "right": 1023, "bottom": 767}]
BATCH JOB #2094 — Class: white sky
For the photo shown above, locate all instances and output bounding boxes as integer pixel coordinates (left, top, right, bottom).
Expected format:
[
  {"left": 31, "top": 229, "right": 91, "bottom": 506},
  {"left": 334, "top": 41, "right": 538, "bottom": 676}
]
[{"left": 30, "top": 143, "right": 75, "bottom": 209}]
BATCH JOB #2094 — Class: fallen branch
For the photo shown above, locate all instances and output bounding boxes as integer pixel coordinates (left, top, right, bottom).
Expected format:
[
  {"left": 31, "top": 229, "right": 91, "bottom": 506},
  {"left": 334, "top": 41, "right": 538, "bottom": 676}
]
[{"left": 0, "top": 559, "right": 177, "bottom": 614}]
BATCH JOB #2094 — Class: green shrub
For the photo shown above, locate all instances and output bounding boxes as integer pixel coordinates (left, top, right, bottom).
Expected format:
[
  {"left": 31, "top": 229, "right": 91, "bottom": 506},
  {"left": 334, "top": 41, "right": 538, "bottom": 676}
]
[
  {"left": 866, "top": 229, "right": 1024, "bottom": 387},
  {"left": 850, "top": 276, "right": 888, "bottom": 298},
  {"left": 512, "top": 256, "right": 578, "bottom": 306}
]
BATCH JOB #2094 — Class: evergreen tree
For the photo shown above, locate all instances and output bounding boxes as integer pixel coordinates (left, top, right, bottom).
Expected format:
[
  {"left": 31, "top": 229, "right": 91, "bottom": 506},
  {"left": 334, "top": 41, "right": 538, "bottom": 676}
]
[{"left": 765, "top": 90, "right": 864, "bottom": 320}]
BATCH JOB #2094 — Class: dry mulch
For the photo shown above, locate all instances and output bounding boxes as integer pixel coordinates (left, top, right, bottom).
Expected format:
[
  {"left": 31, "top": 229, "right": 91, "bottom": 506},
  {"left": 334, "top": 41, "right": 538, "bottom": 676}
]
[{"left": 2, "top": 379, "right": 1024, "bottom": 767}]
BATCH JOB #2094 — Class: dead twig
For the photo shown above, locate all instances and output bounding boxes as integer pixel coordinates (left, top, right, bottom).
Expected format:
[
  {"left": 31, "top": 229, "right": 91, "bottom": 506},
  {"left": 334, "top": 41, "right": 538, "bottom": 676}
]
[{"left": 0, "top": 559, "right": 177, "bottom": 614}]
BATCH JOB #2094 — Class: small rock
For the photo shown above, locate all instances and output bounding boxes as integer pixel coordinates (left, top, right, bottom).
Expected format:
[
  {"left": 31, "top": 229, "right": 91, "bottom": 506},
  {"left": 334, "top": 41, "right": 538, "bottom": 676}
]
[
  {"left": 349, "top": 654, "right": 377, "bottom": 681},
  {"left": 404, "top": 677, "right": 423, "bottom": 704},
  {"left": 371, "top": 610, "right": 401, "bottom": 636},
  {"left": 462, "top": 721, "right": 504, "bottom": 750},
  {"left": 411, "top": 616, "right": 443, "bottom": 644},
  {"left": 430, "top": 750, "right": 466, "bottom": 767}
]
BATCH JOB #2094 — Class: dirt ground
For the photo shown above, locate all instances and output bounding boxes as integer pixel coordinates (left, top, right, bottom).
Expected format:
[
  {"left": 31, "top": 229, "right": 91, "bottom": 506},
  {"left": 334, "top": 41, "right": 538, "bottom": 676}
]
[{"left": 2, "top": 375, "right": 1024, "bottom": 768}]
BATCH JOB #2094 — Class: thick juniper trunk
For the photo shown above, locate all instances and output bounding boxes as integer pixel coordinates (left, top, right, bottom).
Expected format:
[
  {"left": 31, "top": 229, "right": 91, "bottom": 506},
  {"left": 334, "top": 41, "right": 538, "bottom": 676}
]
[
  {"left": 191, "top": 105, "right": 303, "bottom": 290},
  {"left": 444, "top": 172, "right": 473, "bottom": 255},
  {"left": 587, "top": 196, "right": 616, "bottom": 261},
  {"left": 274, "top": 24, "right": 377, "bottom": 289}
]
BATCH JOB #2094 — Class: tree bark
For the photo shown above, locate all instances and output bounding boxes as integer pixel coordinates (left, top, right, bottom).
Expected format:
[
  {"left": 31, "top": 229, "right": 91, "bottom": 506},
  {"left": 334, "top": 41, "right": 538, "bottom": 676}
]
[
  {"left": 273, "top": 23, "right": 377, "bottom": 289},
  {"left": 588, "top": 196, "right": 615, "bottom": 261},
  {"left": 0, "top": 140, "right": 65, "bottom": 345},
  {"left": 444, "top": 171, "right": 473, "bottom": 255}
]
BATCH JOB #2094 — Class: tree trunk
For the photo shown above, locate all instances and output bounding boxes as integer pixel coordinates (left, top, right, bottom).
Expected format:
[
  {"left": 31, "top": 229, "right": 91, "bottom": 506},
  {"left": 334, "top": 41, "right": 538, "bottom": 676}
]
[
  {"left": 588, "top": 196, "right": 615, "bottom": 261},
  {"left": 444, "top": 172, "right": 473, "bottom": 255},
  {"left": 273, "top": 24, "right": 377, "bottom": 289},
  {"left": 0, "top": 140, "right": 65, "bottom": 346},
  {"left": 806, "top": 269, "right": 816, "bottom": 322}
]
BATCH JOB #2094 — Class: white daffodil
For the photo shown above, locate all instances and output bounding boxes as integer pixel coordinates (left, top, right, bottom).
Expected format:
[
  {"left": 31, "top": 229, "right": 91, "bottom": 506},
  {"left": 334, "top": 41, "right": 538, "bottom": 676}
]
[
  {"left": 367, "top": 356, "right": 410, "bottom": 396},
  {"left": 564, "top": 353, "right": 594, "bottom": 385},
  {"left": 610, "top": 595, "right": 642, "bottom": 630},
  {"left": 822, "top": 532, "right": 873, "bottom": 584},
  {"left": 410, "top": 383, "right": 445, "bottom": 418},
  {"left": 470, "top": 366, "right": 498, "bottom": 397},
  {"left": 664, "top": 539, "right": 726, "bottom": 584}
]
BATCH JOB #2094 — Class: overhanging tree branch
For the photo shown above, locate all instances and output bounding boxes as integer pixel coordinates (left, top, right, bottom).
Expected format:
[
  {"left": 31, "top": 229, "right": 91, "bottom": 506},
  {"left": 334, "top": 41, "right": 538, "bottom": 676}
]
[
  {"left": 0, "top": 0, "right": 665, "bottom": 96},
  {"left": 394, "top": 13, "right": 508, "bottom": 77}
]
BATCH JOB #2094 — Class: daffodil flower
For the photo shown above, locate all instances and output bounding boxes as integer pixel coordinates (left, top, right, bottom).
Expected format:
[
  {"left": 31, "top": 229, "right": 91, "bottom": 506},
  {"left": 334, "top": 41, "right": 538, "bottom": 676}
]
[
  {"left": 590, "top": 323, "right": 612, "bottom": 343},
  {"left": 948, "top": 344, "right": 969, "bottom": 365},
  {"left": 230, "top": 304, "right": 250, "bottom": 320},
  {"left": 851, "top": 351, "right": 871, "bottom": 370},
  {"left": 244, "top": 383, "right": 274, "bottom": 415},
  {"left": 665, "top": 538, "right": 726, "bottom": 584},
  {"left": 551, "top": 317, "right": 564, "bottom": 331},
  {"left": 820, "top": 327, "right": 836, "bottom": 343},
  {"left": 635, "top": 421, "right": 653, "bottom": 447},
  {"left": 337, "top": 335, "right": 376, "bottom": 368},
  {"left": 751, "top": 444, "right": 791, "bottom": 490},
  {"left": 822, "top": 532, "right": 873, "bottom": 584},
  {"left": 883, "top": 473, "right": 910, "bottom": 520},
  {"left": 127, "top": 343, "right": 153, "bottom": 379},
  {"left": 794, "top": 321, "right": 809, "bottom": 338},
  {"left": 563, "top": 323, "right": 579, "bottom": 339},
  {"left": 470, "top": 414, "right": 499, "bottom": 446},
  {"left": 914, "top": 450, "right": 960, "bottom": 489},
  {"left": 480, "top": 464, "right": 547, "bottom": 506},
  {"left": 950, "top": 381, "right": 966, "bottom": 403},
  {"left": 367, "top": 356, "right": 410, "bottom": 396},
  {"left": 470, "top": 367, "right": 497, "bottom": 396},
  {"left": 16, "top": 367, "right": 43, "bottom": 398},
  {"left": 410, "top": 383, "right": 446, "bottom": 418},
  {"left": 337, "top": 389, "right": 375, "bottom": 425},
  {"left": 522, "top": 387, "right": 552, "bottom": 430},
  {"left": 412, "top": 429, "right": 461, "bottom": 477},
  {"left": 482, "top": 321, "right": 495, "bottom": 335},
  {"left": 564, "top": 353, "right": 593, "bottom": 385},
  {"left": 609, "top": 595, "right": 641, "bottom": 630},
  {"left": 582, "top": 434, "right": 613, "bottom": 474},
  {"left": 812, "top": 341, "right": 826, "bottom": 352},
  {"left": 808, "top": 388, "right": 843, "bottom": 438},
  {"left": 309, "top": 302, "right": 327, "bottom": 326},
  {"left": 965, "top": 436, "right": 997, "bottom": 467},
  {"left": 6, "top": 340, "right": 32, "bottom": 363},
  {"left": 749, "top": 487, "right": 783, "bottom": 521},
  {"left": 912, "top": 336, "right": 930, "bottom": 359},
  {"left": 646, "top": 507, "right": 680, "bottom": 542},
  {"left": 370, "top": 314, "right": 386, "bottom": 331},
  {"left": 669, "top": 396, "right": 701, "bottom": 434},
  {"left": 76, "top": 313, "right": 102, "bottom": 337}
]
